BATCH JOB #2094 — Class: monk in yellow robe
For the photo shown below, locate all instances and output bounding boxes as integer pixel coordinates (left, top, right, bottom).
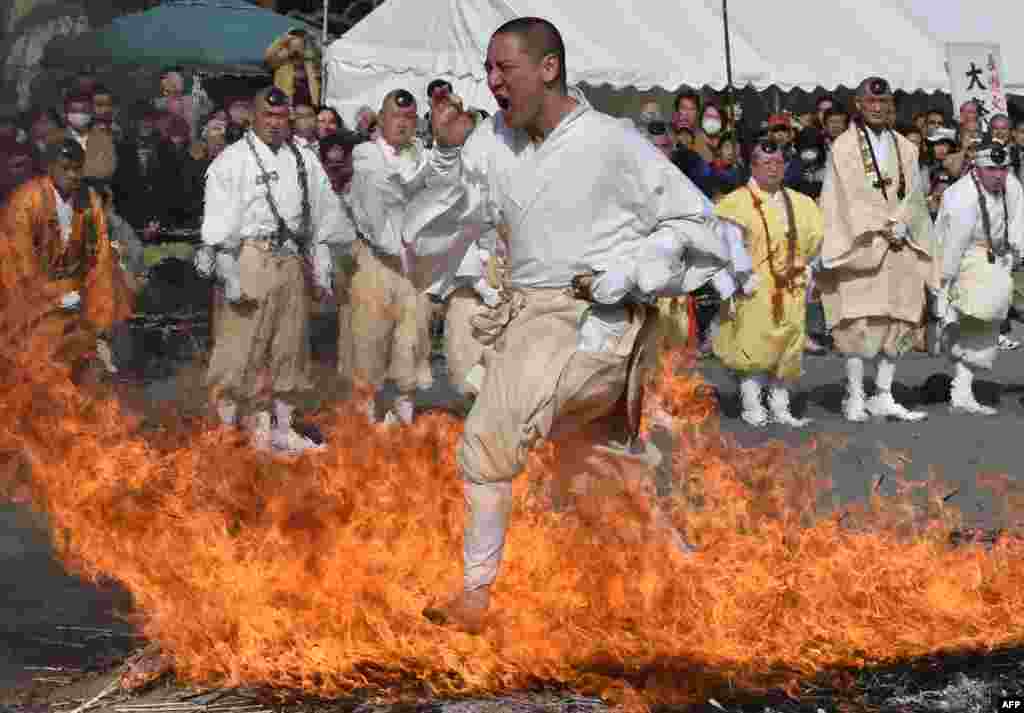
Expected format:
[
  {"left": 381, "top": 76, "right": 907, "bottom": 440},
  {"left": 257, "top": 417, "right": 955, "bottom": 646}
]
[
  {"left": 0, "top": 140, "right": 134, "bottom": 366},
  {"left": 817, "top": 76, "right": 935, "bottom": 422},
  {"left": 713, "top": 140, "right": 824, "bottom": 426}
]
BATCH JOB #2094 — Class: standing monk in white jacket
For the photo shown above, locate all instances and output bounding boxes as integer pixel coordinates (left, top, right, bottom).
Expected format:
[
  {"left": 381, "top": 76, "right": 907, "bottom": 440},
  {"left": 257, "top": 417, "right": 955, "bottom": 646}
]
[
  {"left": 407, "top": 17, "right": 732, "bottom": 633},
  {"left": 349, "top": 89, "right": 435, "bottom": 424},
  {"left": 196, "top": 87, "right": 354, "bottom": 453}
]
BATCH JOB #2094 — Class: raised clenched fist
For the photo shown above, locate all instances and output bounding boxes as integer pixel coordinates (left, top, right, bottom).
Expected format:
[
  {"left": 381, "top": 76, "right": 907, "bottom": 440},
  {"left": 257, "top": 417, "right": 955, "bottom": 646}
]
[{"left": 430, "top": 92, "right": 475, "bottom": 148}]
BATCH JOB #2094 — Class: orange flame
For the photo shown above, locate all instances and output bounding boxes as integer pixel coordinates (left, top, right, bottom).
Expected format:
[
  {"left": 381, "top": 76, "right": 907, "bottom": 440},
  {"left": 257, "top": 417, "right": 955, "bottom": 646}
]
[{"left": 1, "top": 295, "right": 1023, "bottom": 709}]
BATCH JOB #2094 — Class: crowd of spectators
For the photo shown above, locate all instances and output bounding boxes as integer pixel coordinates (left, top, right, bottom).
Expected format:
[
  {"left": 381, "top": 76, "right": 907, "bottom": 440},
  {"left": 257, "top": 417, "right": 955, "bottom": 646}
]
[
  {"left": 0, "top": 65, "right": 368, "bottom": 237},
  {"left": 1, "top": 59, "right": 1020, "bottom": 354}
]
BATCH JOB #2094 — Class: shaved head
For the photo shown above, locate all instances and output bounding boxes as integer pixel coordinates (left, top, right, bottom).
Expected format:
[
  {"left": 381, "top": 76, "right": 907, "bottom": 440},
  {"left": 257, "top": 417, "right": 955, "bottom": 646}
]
[
  {"left": 493, "top": 17, "right": 566, "bottom": 92},
  {"left": 252, "top": 86, "right": 291, "bottom": 149}
]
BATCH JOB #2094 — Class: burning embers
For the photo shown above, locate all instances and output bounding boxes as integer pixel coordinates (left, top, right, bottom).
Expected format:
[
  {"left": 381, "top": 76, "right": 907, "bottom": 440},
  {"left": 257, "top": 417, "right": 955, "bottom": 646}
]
[{"left": 1, "top": 301, "right": 1023, "bottom": 709}]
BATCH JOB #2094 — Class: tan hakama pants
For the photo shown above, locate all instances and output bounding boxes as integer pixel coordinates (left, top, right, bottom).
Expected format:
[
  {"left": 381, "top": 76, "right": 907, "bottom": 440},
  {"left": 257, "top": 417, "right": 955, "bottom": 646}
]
[
  {"left": 830, "top": 316, "right": 918, "bottom": 361},
  {"left": 335, "top": 250, "right": 356, "bottom": 381},
  {"left": 349, "top": 240, "right": 432, "bottom": 393},
  {"left": 457, "top": 290, "right": 646, "bottom": 591},
  {"left": 444, "top": 287, "right": 489, "bottom": 397},
  {"left": 205, "top": 242, "right": 312, "bottom": 403}
]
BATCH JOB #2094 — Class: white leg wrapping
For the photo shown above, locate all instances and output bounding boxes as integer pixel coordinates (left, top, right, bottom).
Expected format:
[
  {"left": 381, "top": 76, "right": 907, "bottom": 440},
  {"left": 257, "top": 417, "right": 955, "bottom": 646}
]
[
  {"left": 384, "top": 393, "right": 416, "bottom": 426},
  {"left": 216, "top": 397, "right": 238, "bottom": 427},
  {"left": 246, "top": 411, "right": 273, "bottom": 452},
  {"left": 843, "top": 358, "right": 868, "bottom": 422},
  {"left": 463, "top": 479, "right": 514, "bottom": 593},
  {"left": 738, "top": 375, "right": 768, "bottom": 427},
  {"left": 272, "top": 399, "right": 294, "bottom": 433},
  {"left": 950, "top": 361, "right": 998, "bottom": 415},
  {"left": 866, "top": 358, "right": 927, "bottom": 422},
  {"left": 768, "top": 381, "right": 811, "bottom": 427},
  {"left": 271, "top": 399, "right": 324, "bottom": 453}
]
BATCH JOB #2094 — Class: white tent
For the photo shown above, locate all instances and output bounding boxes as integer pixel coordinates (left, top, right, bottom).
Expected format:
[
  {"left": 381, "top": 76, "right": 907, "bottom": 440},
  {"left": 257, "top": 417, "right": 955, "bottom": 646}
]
[
  {"left": 324, "top": 0, "right": 768, "bottom": 123},
  {"left": 323, "top": 0, "right": 1017, "bottom": 125}
]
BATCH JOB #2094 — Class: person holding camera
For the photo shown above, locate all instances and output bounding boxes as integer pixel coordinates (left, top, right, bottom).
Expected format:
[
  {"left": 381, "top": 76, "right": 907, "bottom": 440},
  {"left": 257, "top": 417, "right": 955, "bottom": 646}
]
[
  {"left": 265, "top": 28, "right": 322, "bottom": 108},
  {"left": 195, "top": 87, "right": 354, "bottom": 453}
]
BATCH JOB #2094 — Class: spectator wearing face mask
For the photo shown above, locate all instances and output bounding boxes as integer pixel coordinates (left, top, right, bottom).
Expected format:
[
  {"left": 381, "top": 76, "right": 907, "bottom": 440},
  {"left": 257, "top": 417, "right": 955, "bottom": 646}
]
[
  {"left": 700, "top": 102, "right": 726, "bottom": 153},
  {"left": 64, "top": 92, "right": 117, "bottom": 182}
]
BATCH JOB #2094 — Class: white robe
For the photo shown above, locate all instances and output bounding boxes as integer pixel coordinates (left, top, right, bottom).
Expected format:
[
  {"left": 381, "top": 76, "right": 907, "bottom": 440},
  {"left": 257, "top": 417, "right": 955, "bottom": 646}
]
[
  {"left": 201, "top": 131, "right": 354, "bottom": 290},
  {"left": 350, "top": 137, "right": 432, "bottom": 260},
  {"left": 403, "top": 88, "right": 729, "bottom": 301},
  {"left": 934, "top": 171, "right": 1024, "bottom": 368}
]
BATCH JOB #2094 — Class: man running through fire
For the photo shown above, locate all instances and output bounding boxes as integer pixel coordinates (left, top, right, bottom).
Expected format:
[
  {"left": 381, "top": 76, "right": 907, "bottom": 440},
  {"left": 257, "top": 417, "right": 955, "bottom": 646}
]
[{"left": 404, "top": 17, "right": 737, "bottom": 633}]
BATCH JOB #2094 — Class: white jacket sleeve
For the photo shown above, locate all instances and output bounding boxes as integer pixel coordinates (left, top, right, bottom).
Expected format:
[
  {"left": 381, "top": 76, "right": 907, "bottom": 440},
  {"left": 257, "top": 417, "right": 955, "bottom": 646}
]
[
  {"left": 609, "top": 134, "right": 730, "bottom": 299},
  {"left": 934, "top": 181, "right": 979, "bottom": 283},
  {"left": 307, "top": 153, "right": 356, "bottom": 291},
  {"left": 1008, "top": 174, "right": 1024, "bottom": 266},
  {"left": 200, "top": 154, "right": 243, "bottom": 250},
  {"left": 402, "top": 127, "right": 496, "bottom": 290}
]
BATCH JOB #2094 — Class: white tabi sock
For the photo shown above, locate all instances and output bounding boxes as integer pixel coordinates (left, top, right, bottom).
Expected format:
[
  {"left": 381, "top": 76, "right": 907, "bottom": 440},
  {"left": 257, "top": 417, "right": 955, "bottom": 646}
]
[
  {"left": 951, "top": 361, "right": 997, "bottom": 415},
  {"left": 738, "top": 374, "right": 768, "bottom": 426},
  {"left": 875, "top": 357, "right": 895, "bottom": 393},
  {"left": 395, "top": 394, "right": 415, "bottom": 425},
  {"left": 843, "top": 357, "right": 868, "bottom": 422},
  {"left": 272, "top": 399, "right": 294, "bottom": 434},
  {"left": 867, "top": 358, "right": 927, "bottom": 421},
  {"left": 768, "top": 379, "right": 811, "bottom": 427},
  {"left": 463, "top": 479, "right": 514, "bottom": 593}
]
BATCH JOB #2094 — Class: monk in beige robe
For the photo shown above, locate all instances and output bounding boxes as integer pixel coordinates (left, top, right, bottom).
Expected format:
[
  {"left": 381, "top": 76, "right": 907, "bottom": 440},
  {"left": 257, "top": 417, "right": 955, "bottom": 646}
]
[{"left": 818, "top": 76, "right": 935, "bottom": 422}]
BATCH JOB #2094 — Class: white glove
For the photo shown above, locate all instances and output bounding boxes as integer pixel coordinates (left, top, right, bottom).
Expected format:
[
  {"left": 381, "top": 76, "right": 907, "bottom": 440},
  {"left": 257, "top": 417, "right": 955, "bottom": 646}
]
[
  {"left": 472, "top": 277, "right": 502, "bottom": 308},
  {"left": 932, "top": 283, "right": 956, "bottom": 326},
  {"left": 589, "top": 268, "right": 636, "bottom": 305},
  {"left": 59, "top": 290, "right": 81, "bottom": 311},
  {"left": 215, "top": 251, "right": 244, "bottom": 304},
  {"left": 312, "top": 243, "right": 334, "bottom": 293},
  {"left": 634, "top": 232, "right": 684, "bottom": 294},
  {"left": 194, "top": 245, "right": 216, "bottom": 279}
]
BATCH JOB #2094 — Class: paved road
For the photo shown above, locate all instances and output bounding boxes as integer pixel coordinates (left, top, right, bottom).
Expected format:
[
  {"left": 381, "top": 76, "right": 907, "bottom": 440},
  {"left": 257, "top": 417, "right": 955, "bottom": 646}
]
[
  {"left": 699, "top": 324, "right": 1024, "bottom": 529},
  {"left": 3, "top": 322, "right": 1024, "bottom": 695}
]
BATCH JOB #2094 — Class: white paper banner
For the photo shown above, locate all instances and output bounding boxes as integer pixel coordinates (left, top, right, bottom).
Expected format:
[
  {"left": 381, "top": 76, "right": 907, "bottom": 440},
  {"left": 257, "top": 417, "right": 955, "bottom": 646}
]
[{"left": 946, "top": 42, "right": 1009, "bottom": 131}]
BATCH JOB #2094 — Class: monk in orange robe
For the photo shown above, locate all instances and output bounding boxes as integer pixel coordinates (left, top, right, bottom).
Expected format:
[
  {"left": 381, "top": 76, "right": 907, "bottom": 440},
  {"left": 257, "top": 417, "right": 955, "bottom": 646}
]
[{"left": 0, "top": 139, "right": 134, "bottom": 367}]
